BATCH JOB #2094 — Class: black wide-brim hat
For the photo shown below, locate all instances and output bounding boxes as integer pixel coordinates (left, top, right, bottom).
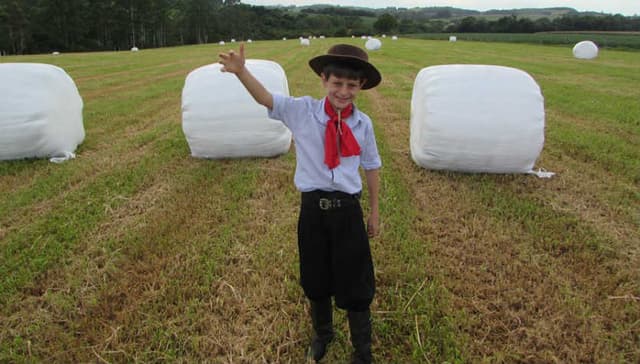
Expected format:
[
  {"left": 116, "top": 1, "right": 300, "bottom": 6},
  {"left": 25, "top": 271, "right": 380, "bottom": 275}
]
[{"left": 309, "top": 44, "right": 381, "bottom": 90}]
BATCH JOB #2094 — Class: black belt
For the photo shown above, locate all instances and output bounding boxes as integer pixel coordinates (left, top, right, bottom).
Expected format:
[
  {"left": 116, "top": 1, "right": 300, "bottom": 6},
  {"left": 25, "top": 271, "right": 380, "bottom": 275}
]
[{"left": 302, "top": 190, "right": 361, "bottom": 210}]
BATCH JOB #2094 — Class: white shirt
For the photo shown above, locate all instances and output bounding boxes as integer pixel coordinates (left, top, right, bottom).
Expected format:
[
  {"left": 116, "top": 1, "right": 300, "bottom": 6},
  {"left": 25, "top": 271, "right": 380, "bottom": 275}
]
[{"left": 269, "top": 94, "right": 382, "bottom": 194}]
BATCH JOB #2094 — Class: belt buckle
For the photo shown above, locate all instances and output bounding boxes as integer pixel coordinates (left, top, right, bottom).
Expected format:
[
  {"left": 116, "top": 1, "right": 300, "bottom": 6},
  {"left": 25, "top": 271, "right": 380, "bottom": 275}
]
[
  {"left": 319, "top": 198, "right": 331, "bottom": 210},
  {"left": 319, "top": 198, "right": 341, "bottom": 210}
]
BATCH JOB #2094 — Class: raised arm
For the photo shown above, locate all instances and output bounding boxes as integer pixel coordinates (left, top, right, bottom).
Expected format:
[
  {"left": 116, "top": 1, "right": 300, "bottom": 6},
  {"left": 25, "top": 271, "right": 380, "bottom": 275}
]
[{"left": 218, "top": 43, "right": 273, "bottom": 110}]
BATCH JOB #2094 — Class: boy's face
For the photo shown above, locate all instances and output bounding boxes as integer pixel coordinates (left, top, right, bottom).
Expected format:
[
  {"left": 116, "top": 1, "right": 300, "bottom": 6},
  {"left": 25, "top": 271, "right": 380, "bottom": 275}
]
[{"left": 321, "top": 73, "right": 365, "bottom": 110}]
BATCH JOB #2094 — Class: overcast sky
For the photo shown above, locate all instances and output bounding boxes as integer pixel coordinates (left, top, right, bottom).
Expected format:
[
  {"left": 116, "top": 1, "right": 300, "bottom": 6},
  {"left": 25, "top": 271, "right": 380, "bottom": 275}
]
[{"left": 242, "top": 1, "right": 639, "bottom": 16}]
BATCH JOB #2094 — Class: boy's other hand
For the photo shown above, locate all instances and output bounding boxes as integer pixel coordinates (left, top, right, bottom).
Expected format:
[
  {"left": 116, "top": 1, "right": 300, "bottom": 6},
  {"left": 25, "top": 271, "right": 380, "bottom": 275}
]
[
  {"left": 218, "top": 43, "right": 246, "bottom": 74},
  {"left": 367, "top": 212, "right": 380, "bottom": 238}
]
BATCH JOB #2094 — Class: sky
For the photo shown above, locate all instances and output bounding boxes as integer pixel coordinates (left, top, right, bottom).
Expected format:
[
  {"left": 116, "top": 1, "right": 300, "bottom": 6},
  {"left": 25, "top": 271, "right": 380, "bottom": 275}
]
[{"left": 242, "top": 1, "right": 640, "bottom": 16}]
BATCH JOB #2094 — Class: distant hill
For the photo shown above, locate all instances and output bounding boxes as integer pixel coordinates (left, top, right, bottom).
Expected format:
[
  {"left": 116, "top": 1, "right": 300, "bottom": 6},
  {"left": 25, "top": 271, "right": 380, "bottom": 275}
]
[{"left": 275, "top": 5, "right": 600, "bottom": 21}]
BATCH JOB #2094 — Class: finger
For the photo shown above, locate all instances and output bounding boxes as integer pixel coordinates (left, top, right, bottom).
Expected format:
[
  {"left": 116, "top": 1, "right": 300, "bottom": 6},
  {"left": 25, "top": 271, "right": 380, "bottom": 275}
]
[{"left": 240, "top": 43, "right": 245, "bottom": 58}]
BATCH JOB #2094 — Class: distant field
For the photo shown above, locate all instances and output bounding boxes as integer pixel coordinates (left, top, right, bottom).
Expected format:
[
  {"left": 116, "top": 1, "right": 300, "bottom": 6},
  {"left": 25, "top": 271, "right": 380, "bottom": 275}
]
[
  {"left": 1, "top": 38, "right": 639, "bottom": 363},
  {"left": 408, "top": 31, "right": 640, "bottom": 49}
]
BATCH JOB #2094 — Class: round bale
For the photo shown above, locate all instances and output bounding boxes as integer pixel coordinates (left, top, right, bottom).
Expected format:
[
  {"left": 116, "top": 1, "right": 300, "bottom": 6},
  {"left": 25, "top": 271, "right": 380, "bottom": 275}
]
[
  {"left": 0, "top": 63, "right": 84, "bottom": 161},
  {"left": 181, "top": 60, "right": 292, "bottom": 159},
  {"left": 573, "top": 40, "right": 598, "bottom": 59},
  {"left": 365, "top": 38, "right": 382, "bottom": 51},
  {"left": 410, "top": 65, "right": 545, "bottom": 174}
]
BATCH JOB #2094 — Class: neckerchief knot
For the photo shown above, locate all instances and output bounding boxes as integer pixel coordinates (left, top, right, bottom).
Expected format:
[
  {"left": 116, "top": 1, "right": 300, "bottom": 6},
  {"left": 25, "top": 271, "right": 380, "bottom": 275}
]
[{"left": 323, "top": 97, "right": 360, "bottom": 169}]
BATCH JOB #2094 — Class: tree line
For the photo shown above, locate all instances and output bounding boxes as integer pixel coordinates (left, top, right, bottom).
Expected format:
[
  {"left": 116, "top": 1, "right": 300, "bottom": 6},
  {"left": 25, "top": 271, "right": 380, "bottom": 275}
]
[{"left": 1, "top": 1, "right": 638, "bottom": 55}]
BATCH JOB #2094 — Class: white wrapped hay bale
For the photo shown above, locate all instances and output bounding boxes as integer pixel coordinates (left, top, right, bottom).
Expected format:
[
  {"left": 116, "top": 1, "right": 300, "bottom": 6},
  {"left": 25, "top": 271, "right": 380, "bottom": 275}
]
[
  {"left": 410, "top": 65, "right": 552, "bottom": 177},
  {"left": 182, "top": 59, "right": 292, "bottom": 159},
  {"left": 0, "top": 63, "right": 84, "bottom": 162},
  {"left": 300, "top": 38, "right": 310, "bottom": 46},
  {"left": 365, "top": 38, "right": 382, "bottom": 51},
  {"left": 449, "top": 36, "right": 457, "bottom": 42},
  {"left": 573, "top": 40, "right": 598, "bottom": 59}
]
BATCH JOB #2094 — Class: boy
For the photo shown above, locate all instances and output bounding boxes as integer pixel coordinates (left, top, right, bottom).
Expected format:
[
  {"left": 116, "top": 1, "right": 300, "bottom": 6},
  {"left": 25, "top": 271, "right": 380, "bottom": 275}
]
[{"left": 218, "top": 43, "right": 381, "bottom": 364}]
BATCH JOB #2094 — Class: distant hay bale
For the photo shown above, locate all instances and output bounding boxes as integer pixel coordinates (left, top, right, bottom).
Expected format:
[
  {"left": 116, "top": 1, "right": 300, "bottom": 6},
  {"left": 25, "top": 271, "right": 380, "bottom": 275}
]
[
  {"left": 52, "top": 51, "right": 60, "bottom": 55},
  {"left": 247, "top": 39, "right": 253, "bottom": 43},
  {"left": 218, "top": 41, "right": 225, "bottom": 45},
  {"left": 365, "top": 38, "right": 382, "bottom": 51},
  {"left": 573, "top": 40, "right": 598, "bottom": 59},
  {"left": 300, "top": 38, "right": 310, "bottom": 46},
  {"left": 392, "top": 35, "right": 398, "bottom": 40},
  {"left": 410, "top": 65, "right": 546, "bottom": 174},
  {"left": 182, "top": 60, "right": 292, "bottom": 159},
  {"left": 449, "top": 35, "right": 457, "bottom": 42},
  {"left": 131, "top": 46, "right": 139, "bottom": 51},
  {"left": 0, "top": 63, "right": 84, "bottom": 162}
]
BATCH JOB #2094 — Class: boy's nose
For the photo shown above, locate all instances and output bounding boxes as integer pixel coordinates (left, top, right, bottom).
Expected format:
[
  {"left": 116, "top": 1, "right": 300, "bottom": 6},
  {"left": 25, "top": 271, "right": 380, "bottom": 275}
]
[{"left": 338, "top": 85, "right": 350, "bottom": 94}]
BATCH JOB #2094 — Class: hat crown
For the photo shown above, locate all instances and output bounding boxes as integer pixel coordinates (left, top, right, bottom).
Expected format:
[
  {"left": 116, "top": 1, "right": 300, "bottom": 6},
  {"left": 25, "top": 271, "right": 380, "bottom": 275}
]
[
  {"left": 308, "top": 43, "right": 381, "bottom": 89},
  {"left": 327, "top": 44, "right": 369, "bottom": 62}
]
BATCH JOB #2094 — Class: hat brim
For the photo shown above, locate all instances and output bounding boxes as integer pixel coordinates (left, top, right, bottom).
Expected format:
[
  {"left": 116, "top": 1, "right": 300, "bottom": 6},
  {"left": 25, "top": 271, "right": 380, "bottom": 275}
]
[{"left": 309, "top": 54, "right": 381, "bottom": 90}]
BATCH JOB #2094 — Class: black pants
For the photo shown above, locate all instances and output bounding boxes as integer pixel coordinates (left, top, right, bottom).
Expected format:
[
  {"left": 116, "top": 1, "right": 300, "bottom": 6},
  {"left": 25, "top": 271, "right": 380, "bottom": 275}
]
[{"left": 298, "top": 190, "right": 375, "bottom": 312}]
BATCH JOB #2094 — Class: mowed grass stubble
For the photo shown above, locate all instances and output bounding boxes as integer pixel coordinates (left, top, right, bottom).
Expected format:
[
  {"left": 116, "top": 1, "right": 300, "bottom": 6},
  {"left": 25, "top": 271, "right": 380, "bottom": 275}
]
[{"left": 1, "top": 38, "right": 638, "bottom": 363}]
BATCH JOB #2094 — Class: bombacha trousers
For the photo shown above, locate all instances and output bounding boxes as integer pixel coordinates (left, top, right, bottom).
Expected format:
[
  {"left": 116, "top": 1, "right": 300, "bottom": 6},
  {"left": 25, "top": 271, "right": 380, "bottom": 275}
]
[{"left": 298, "top": 190, "right": 375, "bottom": 312}]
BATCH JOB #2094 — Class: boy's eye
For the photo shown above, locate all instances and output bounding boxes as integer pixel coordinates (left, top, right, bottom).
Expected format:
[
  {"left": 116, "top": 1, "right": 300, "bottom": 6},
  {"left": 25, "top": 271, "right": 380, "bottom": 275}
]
[{"left": 333, "top": 81, "right": 360, "bottom": 88}]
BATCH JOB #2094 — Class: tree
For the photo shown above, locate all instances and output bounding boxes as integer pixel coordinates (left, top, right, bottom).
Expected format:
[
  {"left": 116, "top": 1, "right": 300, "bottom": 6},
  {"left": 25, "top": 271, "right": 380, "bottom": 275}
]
[
  {"left": 4, "top": 0, "right": 32, "bottom": 54},
  {"left": 373, "top": 13, "right": 397, "bottom": 33}
]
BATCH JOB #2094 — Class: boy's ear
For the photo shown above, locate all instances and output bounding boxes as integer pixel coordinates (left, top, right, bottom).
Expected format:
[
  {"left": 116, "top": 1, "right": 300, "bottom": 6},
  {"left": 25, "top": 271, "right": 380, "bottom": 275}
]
[{"left": 320, "top": 72, "right": 329, "bottom": 87}]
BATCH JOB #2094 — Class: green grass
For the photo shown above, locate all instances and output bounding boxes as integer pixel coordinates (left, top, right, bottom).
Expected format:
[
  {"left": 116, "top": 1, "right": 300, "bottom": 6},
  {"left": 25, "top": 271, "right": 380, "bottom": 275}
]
[
  {"left": 1, "top": 38, "right": 639, "bottom": 362},
  {"left": 407, "top": 32, "right": 640, "bottom": 49}
]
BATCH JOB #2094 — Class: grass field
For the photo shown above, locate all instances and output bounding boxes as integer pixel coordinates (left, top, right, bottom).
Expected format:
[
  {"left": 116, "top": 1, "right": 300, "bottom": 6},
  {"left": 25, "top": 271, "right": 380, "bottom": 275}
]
[
  {"left": 408, "top": 32, "right": 640, "bottom": 50},
  {"left": 1, "top": 38, "right": 639, "bottom": 363}
]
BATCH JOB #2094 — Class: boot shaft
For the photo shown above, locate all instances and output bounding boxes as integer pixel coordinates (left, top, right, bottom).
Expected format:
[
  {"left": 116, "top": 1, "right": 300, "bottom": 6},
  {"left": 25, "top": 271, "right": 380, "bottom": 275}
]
[{"left": 348, "top": 309, "right": 372, "bottom": 364}]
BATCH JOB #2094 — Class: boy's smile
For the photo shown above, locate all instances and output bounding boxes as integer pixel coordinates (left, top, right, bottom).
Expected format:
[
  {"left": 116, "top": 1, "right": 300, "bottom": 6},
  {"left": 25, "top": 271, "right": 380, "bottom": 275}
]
[{"left": 322, "top": 74, "right": 365, "bottom": 111}]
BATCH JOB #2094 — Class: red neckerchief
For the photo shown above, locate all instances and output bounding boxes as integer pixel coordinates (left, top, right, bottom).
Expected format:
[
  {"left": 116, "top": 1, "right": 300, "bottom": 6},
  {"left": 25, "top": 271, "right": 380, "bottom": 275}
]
[{"left": 323, "top": 97, "right": 361, "bottom": 170}]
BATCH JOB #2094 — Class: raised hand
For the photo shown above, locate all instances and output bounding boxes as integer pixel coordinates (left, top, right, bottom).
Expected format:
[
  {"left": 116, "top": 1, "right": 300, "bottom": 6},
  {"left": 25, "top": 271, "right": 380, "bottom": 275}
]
[{"left": 218, "top": 43, "right": 246, "bottom": 74}]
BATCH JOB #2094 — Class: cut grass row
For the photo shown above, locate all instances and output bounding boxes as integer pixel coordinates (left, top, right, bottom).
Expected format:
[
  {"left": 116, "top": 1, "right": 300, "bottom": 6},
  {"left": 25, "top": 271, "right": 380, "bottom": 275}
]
[{"left": 365, "top": 39, "right": 638, "bottom": 361}]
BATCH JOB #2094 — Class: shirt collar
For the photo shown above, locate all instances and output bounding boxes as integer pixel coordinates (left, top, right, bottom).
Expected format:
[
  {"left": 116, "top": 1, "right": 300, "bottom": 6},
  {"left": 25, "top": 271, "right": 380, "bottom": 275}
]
[{"left": 315, "top": 97, "right": 363, "bottom": 127}]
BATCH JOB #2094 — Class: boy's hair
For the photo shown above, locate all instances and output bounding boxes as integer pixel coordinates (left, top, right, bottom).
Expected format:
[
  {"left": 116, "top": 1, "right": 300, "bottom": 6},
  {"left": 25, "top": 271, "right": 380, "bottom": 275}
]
[{"left": 322, "top": 62, "right": 367, "bottom": 82}]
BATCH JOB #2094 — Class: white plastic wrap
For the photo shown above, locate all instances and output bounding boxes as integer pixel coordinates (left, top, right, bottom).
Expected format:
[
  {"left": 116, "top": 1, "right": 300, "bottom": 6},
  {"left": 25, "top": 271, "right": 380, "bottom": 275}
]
[
  {"left": 181, "top": 59, "right": 292, "bottom": 159},
  {"left": 365, "top": 38, "right": 382, "bottom": 51},
  {"left": 410, "top": 64, "right": 547, "bottom": 175},
  {"left": 0, "top": 63, "right": 84, "bottom": 162},
  {"left": 573, "top": 40, "right": 598, "bottom": 59}
]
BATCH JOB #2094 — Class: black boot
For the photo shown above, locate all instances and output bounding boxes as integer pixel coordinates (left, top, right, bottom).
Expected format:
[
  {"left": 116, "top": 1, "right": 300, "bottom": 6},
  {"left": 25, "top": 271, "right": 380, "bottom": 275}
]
[
  {"left": 308, "top": 298, "right": 334, "bottom": 362},
  {"left": 348, "top": 309, "right": 372, "bottom": 364}
]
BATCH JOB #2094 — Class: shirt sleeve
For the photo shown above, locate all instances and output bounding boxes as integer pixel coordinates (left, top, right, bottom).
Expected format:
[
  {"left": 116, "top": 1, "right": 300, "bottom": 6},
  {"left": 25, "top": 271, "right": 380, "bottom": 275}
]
[
  {"left": 268, "top": 94, "right": 312, "bottom": 134},
  {"left": 268, "top": 93, "right": 287, "bottom": 122},
  {"left": 360, "top": 120, "right": 382, "bottom": 170}
]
